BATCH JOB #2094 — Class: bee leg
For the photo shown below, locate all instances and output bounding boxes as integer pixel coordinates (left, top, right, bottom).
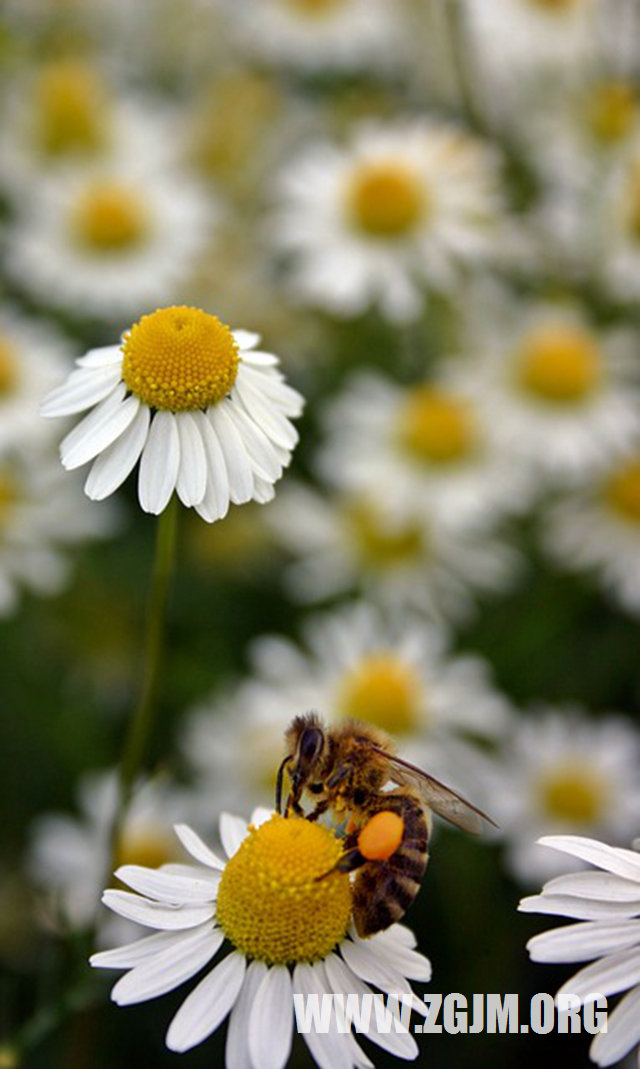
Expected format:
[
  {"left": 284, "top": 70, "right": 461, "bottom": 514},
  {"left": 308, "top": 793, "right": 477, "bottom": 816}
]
[{"left": 315, "top": 846, "right": 366, "bottom": 881}]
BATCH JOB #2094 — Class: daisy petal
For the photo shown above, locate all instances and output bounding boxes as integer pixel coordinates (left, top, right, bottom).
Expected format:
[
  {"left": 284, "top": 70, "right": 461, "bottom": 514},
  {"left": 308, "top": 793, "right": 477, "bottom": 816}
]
[
  {"left": 41, "top": 365, "right": 122, "bottom": 417},
  {"left": 138, "top": 411, "right": 180, "bottom": 514},
  {"left": 557, "top": 946, "right": 640, "bottom": 1002},
  {"left": 227, "top": 960, "right": 268, "bottom": 1069},
  {"left": 102, "top": 889, "right": 214, "bottom": 930},
  {"left": 519, "top": 894, "right": 640, "bottom": 920},
  {"left": 234, "top": 371, "right": 299, "bottom": 449},
  {"left": 75, "top": 346, "right": 123, "bottom": 368},
  {"left": 84, "top": 405, "right": 150, "bottom": 500},
  {"left": 590, "top": 985, "right": 640, "bottom": 1066},
  {"left": 208, "top": 404, "right": 254, "bottom": 504},
  {"left": 225, "top": 406, "right": 284, "bottom": 482},
  {"left": 249, "top": 965, "right": 293, "bottom": 1069},
  {"left": 166, "top": 951, "right": 246, "bottom": 1053},
  {"left": 340, "top": 937, "right": 411, "bottom": 995},
  {"left": 293, "top": 962, "right": 354, "bottom": 1069},
  {"left": 233, "top": 330, "right": 261, "bottom": 351},
  {"left": 220, "top": 813, "right": 248, "bottom": 858},
  {"left": 90, "top": 929, "right": 191, "bottom": 970},
  {"left": 111, "top": 926, "right": 224, "bottom": 1006},
  {"left": 114, "top": 865, "right": 219, "bottom": 903},
  {"left": 60, "top": 385, "right": 137, "bottom": 468},
  {"left": 542, "top": 871, "right": 640, "bottom": 903},
  {"left": 173, "top": 824, "right": 226, "bottom": 870},
  {"left": 527, "top": 920, "right": 640, "bottom": 964},
  {"left": 192, "top": 409, "right": 230, "bottom": 521},
  {"left": 537, "top": 837, "right": 640, "bottom": 881},
  {"left": 324, "top": 953, "right": 418, "bottom": 1059},
  {"left": 175, "top": 412, "right": 207, "bottom": 507}
]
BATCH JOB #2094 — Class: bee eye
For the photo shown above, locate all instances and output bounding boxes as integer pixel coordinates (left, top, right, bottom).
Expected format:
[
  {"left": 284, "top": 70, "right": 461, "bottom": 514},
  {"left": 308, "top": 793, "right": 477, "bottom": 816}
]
[
  {"left": 300, "top": 726, "right": 323, "bottom": 762},
  {"left": 308, "top": 783, "right": 324, "bottom": 795}
]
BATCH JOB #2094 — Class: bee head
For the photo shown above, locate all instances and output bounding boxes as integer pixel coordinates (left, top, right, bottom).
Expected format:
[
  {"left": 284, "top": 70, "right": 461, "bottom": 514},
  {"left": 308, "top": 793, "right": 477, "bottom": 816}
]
[{"left": 290, "top": 712, "right": 326, "bottom": 791}]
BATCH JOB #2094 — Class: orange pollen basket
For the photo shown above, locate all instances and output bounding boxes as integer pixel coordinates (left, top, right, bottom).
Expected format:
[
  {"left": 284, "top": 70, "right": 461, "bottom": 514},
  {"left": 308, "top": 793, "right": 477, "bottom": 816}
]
[{"left": 357, "top": 811, "right": 404, "bottom": 861}]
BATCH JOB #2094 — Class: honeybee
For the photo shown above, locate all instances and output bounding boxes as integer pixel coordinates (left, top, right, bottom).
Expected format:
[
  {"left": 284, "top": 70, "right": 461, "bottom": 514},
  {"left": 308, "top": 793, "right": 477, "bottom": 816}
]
[{"left": 276, "top": 712, "right": 495, "bottom": 937}]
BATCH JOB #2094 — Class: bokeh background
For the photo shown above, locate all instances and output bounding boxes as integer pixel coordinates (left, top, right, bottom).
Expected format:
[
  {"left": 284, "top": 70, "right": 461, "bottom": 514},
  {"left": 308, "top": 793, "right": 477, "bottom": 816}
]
[{"left": 2, "top": 0, "right": 640, "bottom": 1066}]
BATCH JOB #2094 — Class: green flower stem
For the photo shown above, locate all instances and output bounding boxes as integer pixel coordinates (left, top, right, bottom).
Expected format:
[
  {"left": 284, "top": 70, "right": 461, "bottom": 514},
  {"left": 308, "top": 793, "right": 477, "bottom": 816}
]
[{"left": 109, "top": 494, "right": 179, "bottom": 870}]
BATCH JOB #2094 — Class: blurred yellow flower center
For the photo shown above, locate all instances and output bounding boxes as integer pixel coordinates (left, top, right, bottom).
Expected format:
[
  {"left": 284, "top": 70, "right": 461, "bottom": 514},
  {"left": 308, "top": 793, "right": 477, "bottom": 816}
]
[
  {"left": 398, "top": 386, "right": 476, "bottom": 464},
  {"left": 121, "top": 306, "right": 239, "bottom": 412},
  {"left": 587, "top": 82, "right": 636, "bottom": 144},
  {"left": 538, "top": 765, "right": 608, "bottom": 824},
  {"left": 529, "top": 0, "right": 579, "bottom": 10},
  {"left": 283, "top": 0, "right": 343, "bottom": 16},
  {"left": 71, "top": 182, "right": 150, "bottom": 252},
  {"left": 345, "top": 500, "right": 425, "bottom": 569},
  {"left": 0, "top": 470, "right": 18, "bottom": 528},
  {"left": 114, "top": 827, "right": 176, "bottom": 873},
  {"left": 216, "top": 814, "right": 352, "bottom": 965},
  {"left": 32, "top": 60, "right": 109, "bottom": 157},
  {"left": 194, "top": 73, "right": 279, "bottom": 184},
  {"left": 0, "top": 339, "right": 18, "bottom": 397},
  {"left": 628, "top": 168, "right": 640, "bottom": 239},
  {"left": 604, "top": 458, "right": 640, "bottom": 524},
  {"left": 338, "top": 654, "right": 422, "bottom": 734},
  {"left": 517, "top": 324, "right": 602, "bottom": 403},
  {"left": 348, "top": 162, "right": 426, "bottom": 238}
]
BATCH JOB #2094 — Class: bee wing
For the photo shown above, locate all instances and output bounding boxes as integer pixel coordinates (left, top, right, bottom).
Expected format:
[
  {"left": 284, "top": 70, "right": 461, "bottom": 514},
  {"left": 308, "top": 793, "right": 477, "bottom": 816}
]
[{"left": 371, "top": 746, "right": 497, "bottom": 834}]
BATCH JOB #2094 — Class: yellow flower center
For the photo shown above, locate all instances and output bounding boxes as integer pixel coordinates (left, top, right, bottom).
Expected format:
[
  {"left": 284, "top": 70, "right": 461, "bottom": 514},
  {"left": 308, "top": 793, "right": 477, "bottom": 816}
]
[
  {"left": 282, "top": 0, "right": 344, "bottom": 17},
  {"left": 337, "top": 653, "right": 422, "bottom": 734},
  {"left": 121, "top": 306, "right": 239, "bottom": 412},
  {"left": 347, "top": 162, "right": 426, "bottom": 238},
  {"left": 344, "top": 500, "right": 425, "bottom": 569},
  {"left": 0, "top": 470, "right": 18, "bottom": 529},
  {"left": 397, "top": 386, "right": 476, "bottom": 465},
  {"left": 529, "top": 0, "right": 580, "bottom": 10},
  {"left": 114, "top": 827, "right": 176, "bottom": 872},
  {"left": 604, "top": 457, "right": 640, "bottom": 524},
  {"left": 538, "top": 764, "right": 608, "bottom": 824},
  {"left": 517, "top": 324, "right": 602, "bottom": 403},
  {"left": 587, "top": 82, "right": 636, "bottom": 144},
  {"left": 216, "top": 815, "right": 352, "bottom": 965},
  {"left": 627, "top": 166, "right": 640, "bottom": 240},
  {"left": 0, "top": 338, "right": 18, "bottom": 398},
  {"left": 70, "top": 182, "right": 150, "bottom": 252},
  {"left": 32, "top": 60, "right": 109, "bottom": 158}
]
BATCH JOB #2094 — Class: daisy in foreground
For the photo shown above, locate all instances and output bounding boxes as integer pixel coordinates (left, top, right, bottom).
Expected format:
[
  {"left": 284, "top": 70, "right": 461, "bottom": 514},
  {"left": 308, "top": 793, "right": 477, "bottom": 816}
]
[
  {"left": 519, "top": 835, "right": 640, "bottom": 1067},
  {"left": 91, "top": 810, "right": 431, "bottom": 1066},
  {"left": 40, "top": 306, "right": 304, "bottom": 520}
]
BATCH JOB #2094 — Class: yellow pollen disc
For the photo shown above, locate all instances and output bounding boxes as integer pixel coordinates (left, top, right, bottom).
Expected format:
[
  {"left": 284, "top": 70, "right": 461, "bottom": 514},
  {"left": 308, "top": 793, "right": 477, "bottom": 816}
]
[
  {"left": 337, "top": 653, "right": 422, "bottom": 735},
  {"left": 538, "top": 765, "right": 608, "bottom": 824},
  {"left": 604, "top": 457, "right": 640, "bottom": 524},
  {"left": 517, "top": 324, "right": 602, "bottom": 403},
  {"left": 587, "top": 82, "right": 636, "bottom": 144},
  {"left": 216, "top": 815, "right": 352, "bottom": 965},
  {"left": 358, "top": 812, "right": 404, "bottom": 862},
  {"left": 0, "top": 338, "right": 18, "bottom": 397},
  {"left": 344, "top": 500, "right": 425, "bottom": 569},
  {"left": 121, "top": 306, "right": 239, "bottom": 412},
  {"left": 70, "top": 182, "right": 150, "bottom": 252},
  {"left": 32, "top": 60, "right": 109, "bottom": 157},
  {"left": 398, "top": 386, "right": 476, "bottom": 465},
  {"left": 283, "top": 0, "right": 344, "bottom": 16},
  {"left": 348, "top": 162, "right": 426, "bottom": 238}
]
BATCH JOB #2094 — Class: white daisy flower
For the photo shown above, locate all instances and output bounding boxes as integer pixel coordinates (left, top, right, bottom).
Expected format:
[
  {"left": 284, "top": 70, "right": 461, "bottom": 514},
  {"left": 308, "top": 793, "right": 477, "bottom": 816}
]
[
  {"left": 459, "top": 289, "right": 640, "bottom": 483},
  {"left": 0, "top": 308, "right": 73, "bottom": 450},
  {"left": 182, "top": 601, "right": 511, "bottom": 816},
  {"left": 596, "top": 139, "right": 640, "bottom": 301},
  {"left": 28, "top": 771, "right": 194, "bottom": 938},
  {"left": 40, "top": 306, "right": 304, "bottom": 519},
  {"left": 485, "top": 710, "right": 640, "bottom": 884},
  {"left": 91, "top": 810, "right": 431, "bottom": 1064},
  {"left": 227, "top": 0, "right": 406, "bottom": 75},
  {"left": 272, "top": 119, "right": 503, "bottom": 322},
  {"left": 6, "top": 163, "right": 214, "bottom": 322},
  {"left": 317, "top": 370, "right": 535, "bottom": 530},
  {"left": 267, "top": 481, "right": 520, "bottom": 624},
  {"left": 0, "top": 445, "right": 113, "bottom": 617},
  {"left": 542, "top": 444, "right": 640, "bottom": 616},
  {"left": 519, "top": 835, "right": 640, "bottom": 1068}
]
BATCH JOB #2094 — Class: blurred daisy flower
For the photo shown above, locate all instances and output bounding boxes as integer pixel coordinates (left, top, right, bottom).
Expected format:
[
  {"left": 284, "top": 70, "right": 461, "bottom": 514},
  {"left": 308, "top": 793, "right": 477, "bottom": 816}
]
[
  {"left": 268, "top": 482, "right": 520, "bottom": 623},
  {"left": 484, "top": 710, "right": 640, "bottom": 883},
  {"left": 228, "top": 0, "right": 406, "bottom": 75},
  {"left": 596, "top": 140, "right": 640, "bottom": 301},
  {"left": 0, "top": 308, "right": 73, "bottom": 450},
  {"left": 28, "top": 771, "right": 194, "bottom": 939},
  {"left": 182, "top": 601, "right": 511, "bottom": 814},
  {"left": 6, "top": 162, "right": 213, "bottom": 322},
  {"left": 91, "top": 810, "right": 431, "bottom": 1063},
  {"left": 520, "top": 835, "right": 640, "bottom": 1067},
  {"left": 272, "top": 119, "right": 502, "bottom": 322},
  {"left": 0, "top": 445, "right": 113, "bottom": 617},
  {"left": 460, "top": 290, "right": 640, "bottom": 482},
  {"left": 317, "top": 370, "right": 536, "bottom": 530},
  {"left": 542, "top": 443, "right": 640, "bottom": 616},
  {"left": 41, "top": 306, "right": 304, "bottom": 519}
]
